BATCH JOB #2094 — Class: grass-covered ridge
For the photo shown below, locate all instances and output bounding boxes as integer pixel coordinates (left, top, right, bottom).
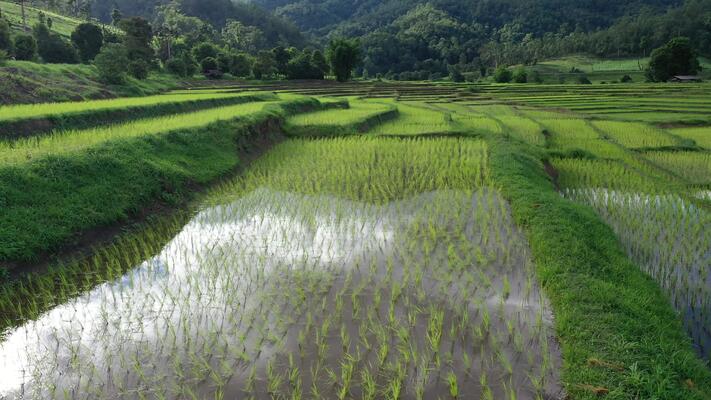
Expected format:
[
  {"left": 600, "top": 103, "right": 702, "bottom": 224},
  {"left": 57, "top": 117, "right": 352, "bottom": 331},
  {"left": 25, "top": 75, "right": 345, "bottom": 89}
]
[
  {"left": 488, "top": 137, "right": 711, "bottom": 399},
  {"left": 0, "top": 61, "right": 179, "bottom": 105},
  {"left": 0, "top": 96, "right": 323, "bottom": 265}
]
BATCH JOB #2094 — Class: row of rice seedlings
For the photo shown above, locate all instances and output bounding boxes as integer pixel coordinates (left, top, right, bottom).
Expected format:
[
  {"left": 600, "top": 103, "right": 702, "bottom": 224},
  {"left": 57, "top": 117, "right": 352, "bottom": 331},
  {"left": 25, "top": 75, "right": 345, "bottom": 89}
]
[
  {"left": 287, "top": 101, "right": 392, "bottom": 127},
  {"left": 552, "top": 158, "right": 671, "bottom": 193},
  {"left": 643, "top": 151, "right": 711, "bottom": 185},
  {"left": 210, "top": 137, "right": 489, "bottom": 205},
  {"left": 0, "top": 137, "right": 562, "bottom": 399},
  {"left": 0, "top": 100, "right": 280, "bottom": 164},
  {"left": 0, "top": 92, "right": 265, "bottom": 122},
  {"left": 563, "top": 188, "right": 711, "bottom": 360},
  {"left": 496, "top": 116, "right": 546, "bottom": 146},
  {"left": 366, "top": 102, "right": 456, "bottom": 136},
  {"left": 669, "top": 127, "right": 711, "bottom": 150},
  {"left": 591, "top": 121, "right": 681, "bottom": 149}
]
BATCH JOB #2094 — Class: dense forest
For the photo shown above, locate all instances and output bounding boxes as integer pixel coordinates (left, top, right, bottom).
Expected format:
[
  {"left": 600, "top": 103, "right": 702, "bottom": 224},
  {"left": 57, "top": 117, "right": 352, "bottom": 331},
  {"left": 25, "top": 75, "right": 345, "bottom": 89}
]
[{"left": 16, "top": 0, "right": 711, "bottom": 79}]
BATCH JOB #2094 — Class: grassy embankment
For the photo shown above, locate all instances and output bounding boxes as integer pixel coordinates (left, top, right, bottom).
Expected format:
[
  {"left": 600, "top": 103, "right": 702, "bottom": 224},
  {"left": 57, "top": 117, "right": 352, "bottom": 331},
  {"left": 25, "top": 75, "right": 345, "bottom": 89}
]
[
  {"left": 0, "top": 95, "right": 328, "bottom": 270},
  {"left": 0, "top": 91, "right": 273, "bottom": 138},
  {"left": 0, "top": 61, "right": 180, "bottom": 104}
]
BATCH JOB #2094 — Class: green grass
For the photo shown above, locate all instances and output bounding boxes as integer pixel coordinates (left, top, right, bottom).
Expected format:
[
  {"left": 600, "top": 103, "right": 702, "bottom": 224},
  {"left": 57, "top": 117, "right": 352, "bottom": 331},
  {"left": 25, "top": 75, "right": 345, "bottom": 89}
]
[
  {"left": 669, "top": 127, "right": 711, "bottom": 149},
  {"left": 0, "top": 99, "right": 279, "bottom": 164},
  {"left": 488, "top": 137, "right": 711, "bottom": 400},
  {"left": 0, "top": 0, "right": 88, "bottom": 38},
  {"left": 0, "top": 91, "right": 269, "bottom": 122},
  {"left": 287, "top": 100, "right": 391, "bottom": 127},
  {"left": 366, "top": 101, "right": 459, "bottom": 136},
  {"left": 643, "top": 151, "right": 711, "bottom": 184},
  {"left": 0, "top": 96, "right": 321, "bottom": 263},
  {"left": 0, "top": 61, "right": 180, "bottom": 105}
]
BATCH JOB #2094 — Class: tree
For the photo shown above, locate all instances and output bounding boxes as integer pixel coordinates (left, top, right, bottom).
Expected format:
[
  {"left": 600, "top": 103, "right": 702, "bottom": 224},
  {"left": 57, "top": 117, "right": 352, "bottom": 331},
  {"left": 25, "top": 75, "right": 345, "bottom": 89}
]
[
  {"left": 252, "top": 50, "right": 276, "bottom": 79},
  {"left": 34, "top": 23, "right": 79, "bottom": 63},
  {"left": 200, "top": 56, "right": 218, "bottom": 73},
  {"left": 13, "top": 34, "right": 37, "bottom": 60},
  {"left": 129, "top": 60, "right": 149, "bottom": 79},
  {"left": 71, "top": 23, "right": 103, "bottom": 63},
  {"left": 493, "top": 66, "right": 512, "bottom": 83},
  {"left": 513, "top": 67, "right": 527, "bottom": 83},
  {"left": 229, "top": 52, "right": 252, "bottom": 77},
  {"left": 111, "top": 8, "right": 123, "bottom": 26},
  {"left": 272, "top": 45, "right": 290, "bottom": 75},
  {"left": 222, "top": 20, "right": 265, "bottom": 53},
  {"left": 118, "top": 17, "right": 154, "bottom": 62},
  {"left": 286, "top": 50, "right": 324, "bottom": 79},
  {"left": 326, "top": 38, "right": 361, "bottom": 82},
  {"left": 182, "top": 52, "right": 198, "bottom": 77},
  {"left": 165, "top": 58, "right": 187, "bottom": 77},
  {"left": 646, "top": 37, "right": 701, "bottom": 82},
  {"left": 0, "top": 18, "right": 11, "bottom": 52},
  {"left": 311, "top": 50, "right": 328, "bottom": 75},
  {"left": 192, "top": 42, "right": 219, "bottom": 63},
  {"left": 94, "top": 43, "right": 129, "bottom": 84}
]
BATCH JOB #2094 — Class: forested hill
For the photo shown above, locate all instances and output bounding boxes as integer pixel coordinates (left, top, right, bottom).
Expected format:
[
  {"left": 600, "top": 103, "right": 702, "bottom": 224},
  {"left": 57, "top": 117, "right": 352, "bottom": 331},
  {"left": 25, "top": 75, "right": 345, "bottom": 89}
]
[
  {"left": 20, "top": 0, "right": 711, "bottom": 78},
  {"left": 252, "top": 0, "right": 680, "bottom": 36},
  {"left": 248, "top": 0, "right": 710, "bottom": 77}
]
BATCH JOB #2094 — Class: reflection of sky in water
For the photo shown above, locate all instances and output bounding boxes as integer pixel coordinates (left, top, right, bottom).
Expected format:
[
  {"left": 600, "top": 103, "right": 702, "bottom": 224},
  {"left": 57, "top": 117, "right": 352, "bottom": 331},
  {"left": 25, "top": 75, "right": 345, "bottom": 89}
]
[
  {"left": 564, "top": 187, "right": 711, "bottom": 360},
  {"left": 0, "top": 188, "right": 393, "bottom": 398}
]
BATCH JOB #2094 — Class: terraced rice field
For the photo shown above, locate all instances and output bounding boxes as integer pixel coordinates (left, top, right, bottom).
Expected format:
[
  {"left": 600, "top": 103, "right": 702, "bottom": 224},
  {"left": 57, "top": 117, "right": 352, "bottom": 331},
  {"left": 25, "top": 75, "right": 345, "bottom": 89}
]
[{"left": 0, "top": 81, "right": 710, "bottom": 400}]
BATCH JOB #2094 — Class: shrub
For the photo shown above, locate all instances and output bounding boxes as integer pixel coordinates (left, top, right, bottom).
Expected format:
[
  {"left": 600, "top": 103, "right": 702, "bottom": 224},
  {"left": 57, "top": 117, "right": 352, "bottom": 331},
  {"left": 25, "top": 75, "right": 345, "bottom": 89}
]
[
  {"left": 494, "top": 66, "right": 512, "bottom": 83},
  {"left": 165, "top": 58, "right": 187, "bottom": 77},
  {"left": 620, "top": 74, "right": 633, "bottom": 83},
  {"left": 531, "top": 70, "right": 544, "bottom": 83},
  {"left": 193, "top": 42, "right": 219, "bottom": 63},
  {"left": 182, "top": 53, "right": 198, "bottom": 77},
  {"left": 0, "top": 49, "right": 8, "bottom": 66},
  {"left": 200, "top": 57, "right": 218, "bottom": 73},
  {"left": 0, "top": 18, "right": 11, "bottom": 52},
  {"left": 128, "top": 59, "right": 149, "bottom": 79},
  {"left": 94, "top": 43, "right": 129, "bottom": 84},
  {"left": 13, "top": 34, "right": 37, "bottom": 61},
  {"left": 229, "top": 53, "right": 252, "bottom": 77},
  {"left": 217, "top": 52, "right": 231, "bottom": 73},
  {"left": 576, "top": 75, "right": 592, "bottom": 84},
  {"left": 513, "top": 67, "right": 528, "bottom": 83},
  {"left": 35, "top": 23, "right": 78, "bottom": 64},
  {"left": 71, "top": 23, "right": 103, "bottom": 63}
]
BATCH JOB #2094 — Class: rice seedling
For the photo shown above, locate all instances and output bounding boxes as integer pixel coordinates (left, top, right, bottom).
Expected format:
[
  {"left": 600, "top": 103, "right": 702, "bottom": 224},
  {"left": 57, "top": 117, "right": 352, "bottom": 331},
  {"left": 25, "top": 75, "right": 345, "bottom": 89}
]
[
  {"left": 643, "top": 151, "right": 711, "bottom": 184},
  {"left": 591, "top": 120, "right": 680, "bottom": 149},
  {"left": 669, "top": 127, "right": 711, "bottom": 149},
  {"left": 287, "top": 100, "right": 392, "bottom": 127},
  {"left": 0, "top": 92, "right": 265, "bottom": 122},
  {"left": 0, "top": 99, "right": 279, "bottom": 164},
  {"left": 0, "top": 137, "right": 561, "bottom": 399}
]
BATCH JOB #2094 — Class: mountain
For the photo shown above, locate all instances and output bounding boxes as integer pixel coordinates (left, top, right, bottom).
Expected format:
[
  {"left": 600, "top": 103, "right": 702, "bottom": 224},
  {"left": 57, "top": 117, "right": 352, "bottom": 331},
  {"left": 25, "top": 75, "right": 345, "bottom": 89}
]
[
  {"left": 247, "top": 0, "right": 710, "bottom": 78},
  {"left": 251, "top": 0, "right": 681, "bottom": 36}
]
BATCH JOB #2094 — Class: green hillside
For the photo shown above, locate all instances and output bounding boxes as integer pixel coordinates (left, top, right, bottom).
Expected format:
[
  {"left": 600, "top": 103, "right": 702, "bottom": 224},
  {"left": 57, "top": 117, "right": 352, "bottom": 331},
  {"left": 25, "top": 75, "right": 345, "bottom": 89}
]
[{"left": 0, "top": 0, "right": 84, "bottom": 37}]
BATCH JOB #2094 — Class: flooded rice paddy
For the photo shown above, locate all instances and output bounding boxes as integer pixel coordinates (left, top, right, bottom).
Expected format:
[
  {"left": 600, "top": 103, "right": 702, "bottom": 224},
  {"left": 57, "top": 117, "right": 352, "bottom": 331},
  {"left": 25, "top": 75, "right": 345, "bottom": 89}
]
[
  {"left": 564, "top": 188, "right": 711, "bottom": 360},
  {"left": 0, "top": 137, "right": 562, "bottom": 399}
]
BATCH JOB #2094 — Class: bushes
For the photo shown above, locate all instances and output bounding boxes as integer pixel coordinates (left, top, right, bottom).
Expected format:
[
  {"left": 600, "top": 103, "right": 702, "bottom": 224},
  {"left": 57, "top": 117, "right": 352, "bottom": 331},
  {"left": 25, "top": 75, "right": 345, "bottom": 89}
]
[
  {"left": 165, "top": 58, "right": 187, "bottom": 77},
  {"left": 229, "top": 53, "right": 252, "bottom": 77},
  {"left": 13, "top": 34, "right": 37, "bottom": 61},
  {"left": 513, "top": 67, "right": 527, "bottom": 83},
  {"left": 128, "top": 60, "right": 149, "bottom": 80},
  {"left": 94, "top": 43, "right": 130, "bottom": 84},
  {"left": 494, "top": 66, "right": 512, "bottom": 83},
  {"left": 0, "top": 18, "right": 11, "bottom": 53},
  {"left": 34, "top": 23, "right": 78, "bottom": 64},
  {"left": 0, "top": 49, "right": 7, "bottom": 66},
  {"left": 200, "top": 57, "right": 218, "bottom": 73},
  {"left": 71, "top": 23, "right": 104, "bottom": 63}
]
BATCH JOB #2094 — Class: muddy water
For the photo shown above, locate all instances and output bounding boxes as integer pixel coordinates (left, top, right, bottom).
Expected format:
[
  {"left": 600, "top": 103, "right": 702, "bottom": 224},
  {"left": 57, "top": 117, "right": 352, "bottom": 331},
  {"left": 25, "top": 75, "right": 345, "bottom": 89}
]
[
  {"left": 565, "top": 188, "right": 711, "bottom": 361},
  {"left": 0, "top": 188, "right": 562, "bottom": 399}
]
